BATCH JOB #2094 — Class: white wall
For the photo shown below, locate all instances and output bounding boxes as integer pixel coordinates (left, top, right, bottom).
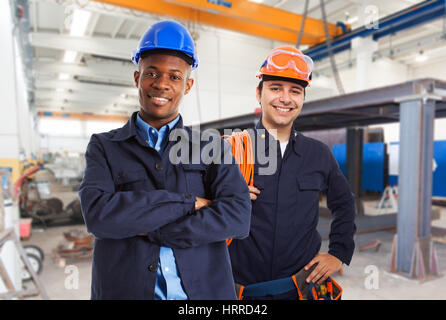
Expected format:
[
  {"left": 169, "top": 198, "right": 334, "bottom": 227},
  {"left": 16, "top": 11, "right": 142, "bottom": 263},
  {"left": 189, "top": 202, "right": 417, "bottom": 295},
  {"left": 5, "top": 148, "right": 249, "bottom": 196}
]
[
  {"left": 370, "top": 119, "right": 446, "bottom": 143},
  {"left": 0, "top": 0, "right": 39, "bottom": 160},
  {"left": 38, "top": 117, "right": 126, "bottom": 153},
  {"left": 309, "top": 57, "right": 409, "bottom": 98},
  {"left": 0, "top": 0, "right": 20, "bottom": 159},
  {"left": 410, "top": 56, "right": 446, "bottom": 82},
  {"left": 14, "top": 46, "right": 39, "bottom": 158},
  {"left": 39, "top": 135, "right": 91, "bottom": 154},
  {"left": 368, "top": 55, "right": 446, "bottom": 143},
  {"left": 410, "top": 57, "right": 446, "bottom": 142}
]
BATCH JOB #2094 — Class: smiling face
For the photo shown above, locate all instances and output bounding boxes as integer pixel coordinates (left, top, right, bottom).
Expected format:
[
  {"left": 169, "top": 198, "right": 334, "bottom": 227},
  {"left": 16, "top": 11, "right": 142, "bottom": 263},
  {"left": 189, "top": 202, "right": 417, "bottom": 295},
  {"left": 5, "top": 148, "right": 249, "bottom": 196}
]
[
  {"left": 134, "top": 53, "right": 194, "bottom": 129},
  {"left": 256, "top": 79, "right": 305, "bottom": 131}
]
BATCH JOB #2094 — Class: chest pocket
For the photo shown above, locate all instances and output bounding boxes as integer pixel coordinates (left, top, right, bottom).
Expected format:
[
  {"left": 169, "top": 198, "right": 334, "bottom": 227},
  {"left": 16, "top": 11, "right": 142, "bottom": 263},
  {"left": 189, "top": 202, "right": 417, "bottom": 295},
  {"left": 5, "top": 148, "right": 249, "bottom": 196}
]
[
  {"left": 297, "top": 174, "right": 326, "bottom": 194},
  {"left": 115, "top": 169, "right": 149, "bottom": 192},
  {"left": 297, "top": 178, "right": 321, "bottom": 191},
  {"left": 182, "top": 163, "right": 208, "bottom": 198},
  {"left": 297, "top": 175, "right": 324, "bottom": 201}
]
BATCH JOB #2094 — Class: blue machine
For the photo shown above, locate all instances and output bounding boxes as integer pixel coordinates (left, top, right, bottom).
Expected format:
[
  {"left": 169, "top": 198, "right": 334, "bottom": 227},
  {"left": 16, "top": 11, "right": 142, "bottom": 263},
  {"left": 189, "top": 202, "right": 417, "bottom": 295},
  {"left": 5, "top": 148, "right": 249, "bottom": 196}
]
[
  {"left": 332, "top": 142, "right": 386, "bottom": 192},
  {"left": 332, "top": 140, "right": 446, "bottom": 197}
]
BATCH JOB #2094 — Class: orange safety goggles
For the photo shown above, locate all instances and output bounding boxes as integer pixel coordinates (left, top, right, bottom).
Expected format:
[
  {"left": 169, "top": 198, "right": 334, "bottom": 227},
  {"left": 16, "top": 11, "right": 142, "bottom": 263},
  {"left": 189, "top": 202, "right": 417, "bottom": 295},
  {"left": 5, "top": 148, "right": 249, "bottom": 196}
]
[{"left": 257, "top": 47, "right": 313, "bottom": 84}]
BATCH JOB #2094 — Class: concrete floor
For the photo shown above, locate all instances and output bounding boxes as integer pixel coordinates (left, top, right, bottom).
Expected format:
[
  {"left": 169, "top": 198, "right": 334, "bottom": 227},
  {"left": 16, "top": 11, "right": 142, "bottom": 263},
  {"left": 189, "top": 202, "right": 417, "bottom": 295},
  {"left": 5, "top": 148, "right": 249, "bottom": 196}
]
[
  {"left": 18, "top": 207, "right": 446, "bottom": 300},
  {"left": 21, "top": 224, "right": 91, "bottom": 300}
]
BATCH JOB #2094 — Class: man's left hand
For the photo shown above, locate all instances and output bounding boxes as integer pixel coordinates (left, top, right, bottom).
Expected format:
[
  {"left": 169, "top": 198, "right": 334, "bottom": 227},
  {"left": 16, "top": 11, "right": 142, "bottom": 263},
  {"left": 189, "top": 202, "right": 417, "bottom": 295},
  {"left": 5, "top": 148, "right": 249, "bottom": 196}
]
[{"left": 304, "top": 253, "right": 342, "bottom": 284}]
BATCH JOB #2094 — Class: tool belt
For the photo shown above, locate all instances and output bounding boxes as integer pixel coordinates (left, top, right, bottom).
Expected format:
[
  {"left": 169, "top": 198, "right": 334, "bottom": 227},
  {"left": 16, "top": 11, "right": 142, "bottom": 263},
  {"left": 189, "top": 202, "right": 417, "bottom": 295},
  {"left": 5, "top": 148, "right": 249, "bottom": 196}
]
[{"left": 235, "top": 264, "right": 342, "bottom": 300}]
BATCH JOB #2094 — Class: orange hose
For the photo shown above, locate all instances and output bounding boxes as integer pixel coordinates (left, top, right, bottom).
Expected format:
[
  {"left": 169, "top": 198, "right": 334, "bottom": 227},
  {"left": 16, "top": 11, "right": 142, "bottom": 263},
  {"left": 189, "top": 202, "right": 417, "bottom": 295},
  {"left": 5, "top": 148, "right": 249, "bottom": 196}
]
[
  {"left": 223, "top": 130, "right": 254, "bottom": 247},
  {"left": 223, "top": 130, "right": 254, "bottom": 187}
]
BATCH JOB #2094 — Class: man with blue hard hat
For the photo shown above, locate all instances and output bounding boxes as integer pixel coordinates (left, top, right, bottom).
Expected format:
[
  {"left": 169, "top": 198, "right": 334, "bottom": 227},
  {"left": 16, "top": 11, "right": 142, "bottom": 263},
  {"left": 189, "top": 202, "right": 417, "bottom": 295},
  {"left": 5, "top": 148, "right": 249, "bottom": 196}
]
[{"left": 79, "top": 20, "right": 251, "bottom": 300}]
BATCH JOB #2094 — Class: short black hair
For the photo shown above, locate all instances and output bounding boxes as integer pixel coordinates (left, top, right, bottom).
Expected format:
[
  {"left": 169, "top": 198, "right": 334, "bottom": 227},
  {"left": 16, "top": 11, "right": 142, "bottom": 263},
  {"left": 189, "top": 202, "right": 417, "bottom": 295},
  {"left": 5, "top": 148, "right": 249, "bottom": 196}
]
[{"left": 139, "top": 48, "right": 194, "bottom": 66}]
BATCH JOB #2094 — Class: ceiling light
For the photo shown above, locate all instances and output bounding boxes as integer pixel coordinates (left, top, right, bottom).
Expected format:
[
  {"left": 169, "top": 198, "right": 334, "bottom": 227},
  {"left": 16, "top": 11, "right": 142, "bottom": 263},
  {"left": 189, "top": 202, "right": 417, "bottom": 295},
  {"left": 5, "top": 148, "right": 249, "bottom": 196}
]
[
  {"left": 63, "top": 50, "right": 77, "bottom": 63},
  {"left": 59, "top": 73, "right": 70, "bottom": 80},
  {"left": 70, "top": 9, "right": 92, "bottom": 37},
  {"left": 60, "top": 9, "right": 91, "bottom": 79},
  {"left": 249, "top": 0, "right": 264, "bottom": 3}
]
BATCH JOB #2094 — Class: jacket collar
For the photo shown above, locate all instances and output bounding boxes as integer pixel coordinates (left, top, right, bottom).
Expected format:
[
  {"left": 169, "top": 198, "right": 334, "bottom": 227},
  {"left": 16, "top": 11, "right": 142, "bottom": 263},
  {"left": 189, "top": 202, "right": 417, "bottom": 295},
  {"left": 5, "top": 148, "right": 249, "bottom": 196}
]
[
  {"left": 291, "top": 126, "right": 302, "bottom": 157},
  {"left": 109, "top": 111, "right": 185, "bottom": 142},
  {"left": 254, "top": 118, "right": 302, "bottom": 157}
]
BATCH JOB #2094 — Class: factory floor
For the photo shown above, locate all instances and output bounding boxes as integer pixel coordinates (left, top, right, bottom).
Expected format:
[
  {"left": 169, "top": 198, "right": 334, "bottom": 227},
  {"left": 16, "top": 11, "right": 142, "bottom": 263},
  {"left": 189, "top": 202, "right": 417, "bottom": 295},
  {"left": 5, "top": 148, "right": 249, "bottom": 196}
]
[{"left": 19, "top": 205, "right": 446, "bottom": 300}]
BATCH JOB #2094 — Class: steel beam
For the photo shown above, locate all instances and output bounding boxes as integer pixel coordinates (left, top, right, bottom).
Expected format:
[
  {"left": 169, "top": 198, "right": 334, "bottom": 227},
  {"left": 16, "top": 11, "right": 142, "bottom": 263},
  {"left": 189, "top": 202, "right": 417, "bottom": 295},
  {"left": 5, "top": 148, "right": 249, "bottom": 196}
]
[
  {"left": 35, "top": 92, "right": 138, "bottom": 107},
  {"left": 199, "top": 113, "right": 259, "bottom": 132},
  {"left": 30, "top": 32, "right": 135, "bottom": 60},
  {"left": 392, "top": 96, "right": 439, "bottom": 279},
  {"left": 34, "top": 61, "right": 134, "bottom": 85},
  {"left": 91, "top": 0, "right": 344, "bottom": 45},
  {"left": 301, "top": 79, "right": 446, "bottom": 115},
  {"left": 35, "top": 79, "right": 137, "bottom": 95},
  {"left": 305, "top": 0, "right": 446, "bottom": 61},
  {"left": 199, "top": 79, "right": 446, "bottom": 132}
]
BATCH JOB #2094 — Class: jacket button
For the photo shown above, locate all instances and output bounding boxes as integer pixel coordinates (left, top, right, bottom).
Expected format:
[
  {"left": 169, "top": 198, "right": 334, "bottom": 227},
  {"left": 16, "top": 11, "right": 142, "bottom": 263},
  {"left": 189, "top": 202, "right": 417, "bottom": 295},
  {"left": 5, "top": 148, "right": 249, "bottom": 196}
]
[
  {"left": 155, "top": 163, "right": 163, "bottom": 171},
  {"left": 148, "top": 263, "right": 158, "bottom": 273}
]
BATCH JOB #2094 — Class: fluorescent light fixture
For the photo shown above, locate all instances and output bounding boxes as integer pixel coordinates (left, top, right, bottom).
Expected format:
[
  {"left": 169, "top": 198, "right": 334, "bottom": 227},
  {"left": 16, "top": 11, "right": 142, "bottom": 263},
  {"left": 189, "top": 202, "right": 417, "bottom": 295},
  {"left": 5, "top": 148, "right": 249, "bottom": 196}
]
[
  {"left": 70, "top": 9, "right": 92, "bottom": 36},
  {"left": 63, "top": 50, "right": 77, "bottom": 63},
  {"left": 59, "top": 9, "right": 91, "bottom": 79},
  {"left": 59, "top": 73, "right": 70, "bottom": 80},
  {"left": 249, "top": 0, "right": 264, "bottom": 3},
  {"left": 415, "top": 50, "right": 427, "bottom": 62}
]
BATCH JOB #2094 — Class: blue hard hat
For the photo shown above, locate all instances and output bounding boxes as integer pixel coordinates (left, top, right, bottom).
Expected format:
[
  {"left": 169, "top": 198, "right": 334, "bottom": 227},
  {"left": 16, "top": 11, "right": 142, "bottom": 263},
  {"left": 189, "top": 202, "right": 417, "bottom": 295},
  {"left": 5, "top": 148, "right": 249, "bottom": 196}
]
[{"left": 131, "top": 20, "right": 198, "bottom": 69}]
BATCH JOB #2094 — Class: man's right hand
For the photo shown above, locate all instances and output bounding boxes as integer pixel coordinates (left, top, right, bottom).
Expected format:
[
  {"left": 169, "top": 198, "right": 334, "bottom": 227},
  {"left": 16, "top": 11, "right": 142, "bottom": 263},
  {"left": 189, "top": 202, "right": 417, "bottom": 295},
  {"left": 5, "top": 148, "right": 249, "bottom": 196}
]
[
  {"left": 248, "top": 186, "right": 261, "bottom": 201},
  {"left": 195, "top": 196, "right": 212, "bottom": 211}
]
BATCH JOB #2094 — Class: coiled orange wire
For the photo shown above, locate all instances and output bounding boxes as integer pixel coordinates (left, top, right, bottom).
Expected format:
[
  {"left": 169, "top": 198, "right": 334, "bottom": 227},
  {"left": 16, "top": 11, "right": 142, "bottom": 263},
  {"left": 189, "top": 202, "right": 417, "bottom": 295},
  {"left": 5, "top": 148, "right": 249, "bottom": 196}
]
[{"left": 223, "top": 130, "right": 254, "bottom": 246}]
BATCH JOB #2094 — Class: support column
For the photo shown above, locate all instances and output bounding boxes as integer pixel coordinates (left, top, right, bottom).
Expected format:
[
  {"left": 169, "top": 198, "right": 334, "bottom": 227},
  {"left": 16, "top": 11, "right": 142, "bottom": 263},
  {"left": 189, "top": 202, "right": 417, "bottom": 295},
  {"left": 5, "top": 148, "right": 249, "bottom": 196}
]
[
  {"left": 346, "top": 127, "right": 364, "bottom": 216},
  {"left": 351, "top": 36, "right": 378, "bottom": 92},
  {"left": 348, "top": 36, "right": 376, "bottom": 217},
  {"left": 391, "top": 97, "right": 439, "bottom": 279}
]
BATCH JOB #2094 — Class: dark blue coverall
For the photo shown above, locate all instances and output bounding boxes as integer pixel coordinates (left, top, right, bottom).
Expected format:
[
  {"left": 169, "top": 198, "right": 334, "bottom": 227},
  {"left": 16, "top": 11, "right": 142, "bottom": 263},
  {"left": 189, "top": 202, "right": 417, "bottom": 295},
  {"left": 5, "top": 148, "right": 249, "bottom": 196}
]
[
  {"left": 228, "top": 120, "right": 356, "bottom": 299},
  {"left": 79, "top": 112, "right": 251, "bottom": 299}
]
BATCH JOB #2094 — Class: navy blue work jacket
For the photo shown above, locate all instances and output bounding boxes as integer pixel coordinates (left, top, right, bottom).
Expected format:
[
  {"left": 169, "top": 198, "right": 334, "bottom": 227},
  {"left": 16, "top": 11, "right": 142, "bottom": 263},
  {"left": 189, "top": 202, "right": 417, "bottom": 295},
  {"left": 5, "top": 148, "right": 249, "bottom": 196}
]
[
  {"left": 79, "top": 112, "right": 251, "bottom": 300},
  {"left": 229, "top": 120, "right": 356, "bottom": 290}
]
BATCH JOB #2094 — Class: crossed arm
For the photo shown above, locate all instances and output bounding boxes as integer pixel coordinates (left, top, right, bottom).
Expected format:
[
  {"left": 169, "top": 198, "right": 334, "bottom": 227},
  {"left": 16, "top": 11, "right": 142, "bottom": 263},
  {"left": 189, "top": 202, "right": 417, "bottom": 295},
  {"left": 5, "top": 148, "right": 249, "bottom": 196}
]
[{"left": 79, "top": 135, "right": 251, "bottom": 246}]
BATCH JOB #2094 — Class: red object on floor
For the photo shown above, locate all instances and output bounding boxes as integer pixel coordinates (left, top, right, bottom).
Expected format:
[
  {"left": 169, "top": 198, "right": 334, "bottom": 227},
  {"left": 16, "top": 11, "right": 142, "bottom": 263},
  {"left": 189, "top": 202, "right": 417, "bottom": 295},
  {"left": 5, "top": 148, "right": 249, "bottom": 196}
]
[{"left": 19, "top": 218, "right": 32, "bottom": 238}]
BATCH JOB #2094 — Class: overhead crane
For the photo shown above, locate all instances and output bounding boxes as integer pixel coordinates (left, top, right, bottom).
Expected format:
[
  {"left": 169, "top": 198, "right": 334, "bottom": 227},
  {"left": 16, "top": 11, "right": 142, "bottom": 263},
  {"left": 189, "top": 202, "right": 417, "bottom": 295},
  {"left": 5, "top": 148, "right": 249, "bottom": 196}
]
[{"left": 90, "top": 0, "right": 345, "bottom": 45}]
